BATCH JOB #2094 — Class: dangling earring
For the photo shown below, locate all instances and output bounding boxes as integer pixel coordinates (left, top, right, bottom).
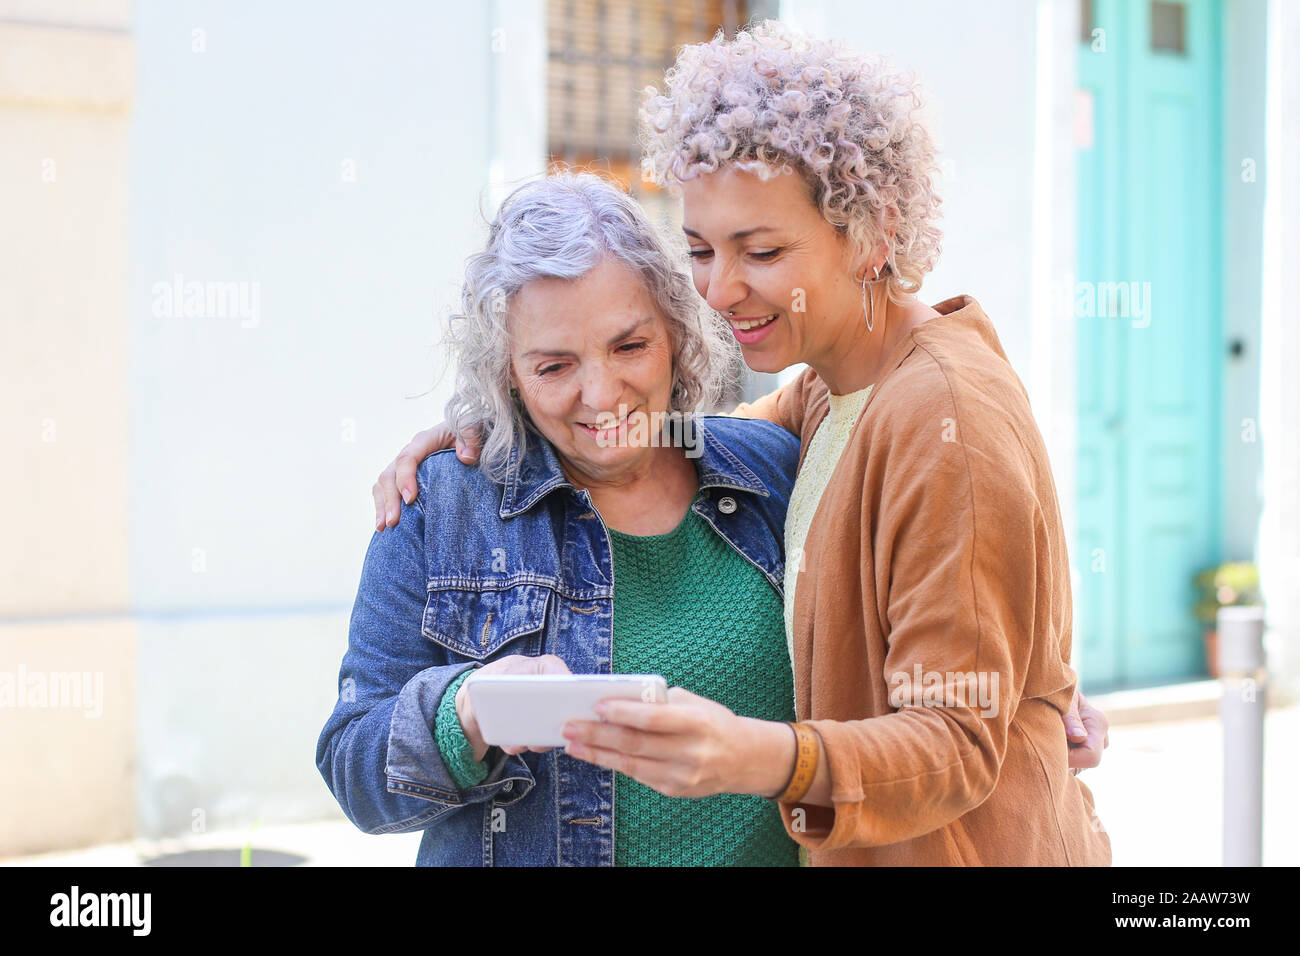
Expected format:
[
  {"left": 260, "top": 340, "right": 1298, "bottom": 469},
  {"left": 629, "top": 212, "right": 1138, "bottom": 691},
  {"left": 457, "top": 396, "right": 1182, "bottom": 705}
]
[{"left": 860, "top": 265, "right": 881, "bottom": 332}]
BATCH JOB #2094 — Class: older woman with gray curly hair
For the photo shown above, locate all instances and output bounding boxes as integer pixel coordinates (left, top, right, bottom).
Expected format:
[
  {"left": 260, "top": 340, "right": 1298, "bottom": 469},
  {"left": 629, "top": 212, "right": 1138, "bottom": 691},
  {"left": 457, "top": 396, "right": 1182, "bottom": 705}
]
[
  {"left": 319, "top": 170, "right": 808, "bottom": 866},
  {"left": 440, "top": 172, "right": 738, "bottom": 484},
  {"left": 371, "top": 20, "right": 1113, "bottom": 867}
]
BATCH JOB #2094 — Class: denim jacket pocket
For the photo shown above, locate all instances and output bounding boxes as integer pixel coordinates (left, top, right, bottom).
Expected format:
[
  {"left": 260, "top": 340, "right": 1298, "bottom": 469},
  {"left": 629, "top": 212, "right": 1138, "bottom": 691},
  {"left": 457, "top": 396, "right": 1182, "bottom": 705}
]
[{"left": 422, "top": 582, "right": 552, "bottom": 660}]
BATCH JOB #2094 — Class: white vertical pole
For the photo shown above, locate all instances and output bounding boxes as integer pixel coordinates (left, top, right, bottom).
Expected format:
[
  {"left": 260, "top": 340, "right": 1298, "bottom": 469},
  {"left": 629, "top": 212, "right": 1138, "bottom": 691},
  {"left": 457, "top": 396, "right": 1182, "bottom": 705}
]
[{"left": 1218, "top": 605, "right": 1266, "bottom": 866}]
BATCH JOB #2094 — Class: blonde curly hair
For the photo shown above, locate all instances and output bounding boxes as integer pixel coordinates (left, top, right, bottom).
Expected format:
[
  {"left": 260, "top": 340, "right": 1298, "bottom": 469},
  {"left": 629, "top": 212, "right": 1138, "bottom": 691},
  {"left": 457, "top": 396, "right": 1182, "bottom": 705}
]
[{"left": 639, "top": 19, "right": 943, "bottom": 303}]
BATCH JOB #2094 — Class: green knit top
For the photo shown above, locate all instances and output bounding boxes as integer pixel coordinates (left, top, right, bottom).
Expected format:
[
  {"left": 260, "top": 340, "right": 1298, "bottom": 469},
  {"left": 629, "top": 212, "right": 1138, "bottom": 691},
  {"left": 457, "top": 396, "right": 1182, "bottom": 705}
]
[{"left": 434, "top": 496, "right": 799, "bottom": 866}]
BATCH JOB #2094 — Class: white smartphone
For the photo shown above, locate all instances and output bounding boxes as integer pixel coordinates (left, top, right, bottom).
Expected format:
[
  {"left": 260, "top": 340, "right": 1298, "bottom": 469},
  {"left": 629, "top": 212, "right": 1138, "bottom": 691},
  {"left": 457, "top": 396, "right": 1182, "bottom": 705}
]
[{"left": 464, "top": 673, "right": 669, "bottom": 748}]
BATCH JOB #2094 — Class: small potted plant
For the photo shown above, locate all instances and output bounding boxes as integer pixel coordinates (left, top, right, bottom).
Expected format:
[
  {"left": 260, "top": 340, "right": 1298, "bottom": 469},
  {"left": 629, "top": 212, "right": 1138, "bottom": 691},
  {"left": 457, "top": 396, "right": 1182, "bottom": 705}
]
[{"left": 1193, "top": 561, "right": 1261, "bottom": 677}]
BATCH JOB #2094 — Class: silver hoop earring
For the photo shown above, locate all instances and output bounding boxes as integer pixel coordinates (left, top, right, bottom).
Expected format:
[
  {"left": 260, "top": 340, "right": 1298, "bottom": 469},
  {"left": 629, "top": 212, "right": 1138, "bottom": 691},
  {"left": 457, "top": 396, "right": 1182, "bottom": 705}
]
[{"left": 861, "top": 265, "right": 881, "bottom": 332}]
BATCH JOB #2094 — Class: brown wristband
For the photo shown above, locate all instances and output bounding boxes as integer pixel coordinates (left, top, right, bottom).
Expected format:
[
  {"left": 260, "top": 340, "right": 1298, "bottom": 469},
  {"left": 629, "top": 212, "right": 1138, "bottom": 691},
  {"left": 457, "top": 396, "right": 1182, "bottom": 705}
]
[{"left": 777, "top": 722, "right": 820, "bottom": 804}]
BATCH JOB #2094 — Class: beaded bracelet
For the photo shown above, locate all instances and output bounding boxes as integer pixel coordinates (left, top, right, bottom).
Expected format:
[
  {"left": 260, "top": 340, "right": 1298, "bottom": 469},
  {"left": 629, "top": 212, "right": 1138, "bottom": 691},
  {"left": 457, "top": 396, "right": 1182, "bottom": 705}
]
[{"left": 777, "top": 722, "right": 820, "bottom": 803}]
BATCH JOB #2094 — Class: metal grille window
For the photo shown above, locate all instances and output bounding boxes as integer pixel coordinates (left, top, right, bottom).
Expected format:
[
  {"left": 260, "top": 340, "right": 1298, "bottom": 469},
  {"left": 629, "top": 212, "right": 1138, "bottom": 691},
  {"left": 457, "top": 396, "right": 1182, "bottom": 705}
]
[
  {"left": 546, "top": 0, "right": 779, "bottom": 404},
  {"left": 1150, "top": 0, "right": 1187, "bottom": 54},
  {"left": 547, "top": 0, "right": 751, "bottom": 199}
]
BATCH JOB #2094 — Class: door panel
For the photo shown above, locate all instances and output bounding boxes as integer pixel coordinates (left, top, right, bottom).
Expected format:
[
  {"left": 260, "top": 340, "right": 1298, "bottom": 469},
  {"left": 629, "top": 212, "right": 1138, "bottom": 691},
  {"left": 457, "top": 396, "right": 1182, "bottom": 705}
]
[{"left": 1076, "top": 0, "right": 1222, "bottom": 687}]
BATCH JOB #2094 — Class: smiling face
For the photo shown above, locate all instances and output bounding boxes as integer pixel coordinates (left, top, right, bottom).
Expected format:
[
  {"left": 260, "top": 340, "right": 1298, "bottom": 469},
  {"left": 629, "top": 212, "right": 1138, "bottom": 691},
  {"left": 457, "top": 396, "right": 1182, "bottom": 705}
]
[
  {"left": 508, "top": 254, "right": 678, "bottom": 487},
  {"left": 681, "top": 163, "right": 873, "bottom": 375}
]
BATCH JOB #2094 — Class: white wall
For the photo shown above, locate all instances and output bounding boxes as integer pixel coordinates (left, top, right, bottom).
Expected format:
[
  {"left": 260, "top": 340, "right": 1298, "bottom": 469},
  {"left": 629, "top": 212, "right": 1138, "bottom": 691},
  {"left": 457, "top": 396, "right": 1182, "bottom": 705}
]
[
  {"left": 1258, "top": 0, "right": 1300, "bottom": 698},
  {"left": 1222, "top": 0, "right": 1268, "bottom": 564},
  {"left": 126, "top": 0, "right": 542, "bottom": 837},
  {"left": 0, "top": 0, "right": 138, "bottom": 857}
]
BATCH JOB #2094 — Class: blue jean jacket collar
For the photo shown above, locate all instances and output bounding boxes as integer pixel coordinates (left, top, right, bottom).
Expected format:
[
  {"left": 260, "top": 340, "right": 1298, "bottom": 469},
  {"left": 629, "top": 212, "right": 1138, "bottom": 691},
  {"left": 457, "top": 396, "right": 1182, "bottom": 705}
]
[{"left": 498, "top": 414, "right": 769, "bottom": 520}]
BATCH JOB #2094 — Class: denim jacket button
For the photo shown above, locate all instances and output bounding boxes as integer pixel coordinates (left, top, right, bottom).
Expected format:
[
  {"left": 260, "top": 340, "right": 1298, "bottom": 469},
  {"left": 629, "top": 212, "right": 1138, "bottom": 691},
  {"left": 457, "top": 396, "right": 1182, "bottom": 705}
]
[{"left": 718, "top": 496, "right": 737, "bottom": 515}]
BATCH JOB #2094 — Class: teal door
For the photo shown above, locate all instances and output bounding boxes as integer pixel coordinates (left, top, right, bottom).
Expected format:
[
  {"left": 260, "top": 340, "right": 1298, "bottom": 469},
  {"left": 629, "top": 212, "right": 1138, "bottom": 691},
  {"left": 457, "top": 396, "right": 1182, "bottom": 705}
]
[{"left": 1075, "top": 0, "right": 1222, "bottom": 688}]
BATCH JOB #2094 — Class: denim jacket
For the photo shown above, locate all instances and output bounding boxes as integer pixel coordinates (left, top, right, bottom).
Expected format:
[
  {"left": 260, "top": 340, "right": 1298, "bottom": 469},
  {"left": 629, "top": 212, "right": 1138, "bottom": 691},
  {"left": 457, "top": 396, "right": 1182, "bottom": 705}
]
[{"left": 316, "top": 415, "right": 799, "bottom": 866}]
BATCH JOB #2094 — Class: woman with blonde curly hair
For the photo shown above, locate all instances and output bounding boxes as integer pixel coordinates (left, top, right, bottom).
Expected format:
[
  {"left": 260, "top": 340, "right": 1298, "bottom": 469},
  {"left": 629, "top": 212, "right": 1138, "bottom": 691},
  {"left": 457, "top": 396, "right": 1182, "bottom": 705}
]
[{"left": 371, "top": 20, "right": 1110, "bottom": 866}]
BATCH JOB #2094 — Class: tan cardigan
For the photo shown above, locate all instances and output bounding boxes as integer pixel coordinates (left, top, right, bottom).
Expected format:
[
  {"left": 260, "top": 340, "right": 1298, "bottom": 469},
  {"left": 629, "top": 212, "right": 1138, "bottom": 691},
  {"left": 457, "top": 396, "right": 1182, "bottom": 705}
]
[{"left": 736, "top": 294, "right": 1111, "bottom": 866}]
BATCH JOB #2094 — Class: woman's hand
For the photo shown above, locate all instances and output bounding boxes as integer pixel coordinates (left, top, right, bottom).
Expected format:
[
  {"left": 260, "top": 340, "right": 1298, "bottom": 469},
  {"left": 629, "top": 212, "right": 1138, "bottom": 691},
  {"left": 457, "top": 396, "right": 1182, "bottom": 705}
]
[
  {"left": 372, "top": 422, "right": 485, "bottom": 530},
  {"left": 455, "top": 654, "right": 572, "bottom": 762},
  {"left": 1066, "top": 688, "right": 1109, "bottom": 772},
  {"left": 560, "top": 687, "right": 781, "bottom": 798}
]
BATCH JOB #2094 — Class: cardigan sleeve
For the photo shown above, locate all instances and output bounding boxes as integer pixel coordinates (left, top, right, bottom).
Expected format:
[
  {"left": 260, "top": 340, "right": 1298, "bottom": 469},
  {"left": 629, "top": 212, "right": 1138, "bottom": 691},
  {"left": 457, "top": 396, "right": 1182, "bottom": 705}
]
[{"left": 779, "top": 381, "right": 1049, "bottom": 849}]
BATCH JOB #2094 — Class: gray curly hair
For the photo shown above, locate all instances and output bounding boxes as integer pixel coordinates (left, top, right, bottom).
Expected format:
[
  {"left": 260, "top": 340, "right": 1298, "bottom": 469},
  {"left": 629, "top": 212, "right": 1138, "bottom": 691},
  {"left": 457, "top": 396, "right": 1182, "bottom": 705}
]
[
  {"left": 639, "top": 19, "right": 944, "bottom": 304},
  {"left": 443, "top": 171, "right": 740, "bottom": 483}
]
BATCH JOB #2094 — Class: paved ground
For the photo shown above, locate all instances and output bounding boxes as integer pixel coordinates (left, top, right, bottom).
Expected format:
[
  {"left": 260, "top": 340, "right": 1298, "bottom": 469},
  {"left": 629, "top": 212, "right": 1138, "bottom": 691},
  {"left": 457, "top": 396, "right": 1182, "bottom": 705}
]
[
  {"left": 1083, "top": 703, "right": 1297, "bottom": 866},
  {"left": 4, "top": 704, "right": 1296, "bottom": 867}
]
